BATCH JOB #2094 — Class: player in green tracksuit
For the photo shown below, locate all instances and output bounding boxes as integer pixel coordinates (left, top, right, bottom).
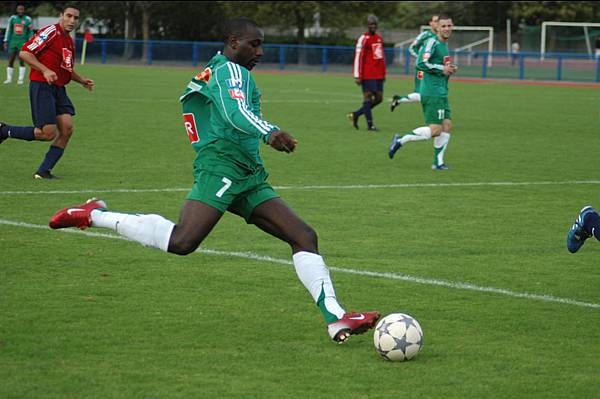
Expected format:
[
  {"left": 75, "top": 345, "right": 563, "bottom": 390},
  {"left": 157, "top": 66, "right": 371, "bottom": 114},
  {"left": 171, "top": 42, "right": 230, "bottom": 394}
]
[
  {"left": 390, "top": 15, "right": 438, "bottom": 111},
  {"left": 3, "top": 4, "right": 33, "bottom": 84},
  {"left": 388, "top": 16, "right": 457, "bottom": 170},
  {"left": 48, "top": 18, "right": 380, "bottom": 343}
]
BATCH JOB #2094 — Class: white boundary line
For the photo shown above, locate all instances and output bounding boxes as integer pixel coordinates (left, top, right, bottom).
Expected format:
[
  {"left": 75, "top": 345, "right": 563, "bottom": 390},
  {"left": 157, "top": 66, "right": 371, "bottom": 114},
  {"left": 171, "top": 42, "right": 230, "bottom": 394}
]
[
  {"left": 1, "top": 180, "right": 599, "bottom": 196},
  {"left": 1, "top": 218, "right": 598, "bottom": 310}
]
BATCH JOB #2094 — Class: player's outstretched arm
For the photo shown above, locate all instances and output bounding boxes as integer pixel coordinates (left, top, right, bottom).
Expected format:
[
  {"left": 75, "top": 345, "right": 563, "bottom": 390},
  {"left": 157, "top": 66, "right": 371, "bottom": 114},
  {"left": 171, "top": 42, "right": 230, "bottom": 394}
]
[
  {"left": 268, "top": 131, "right": 298, "bottom": 153},
  {"left": 72, "top": 70, "right": 94, "bottom": 91}
]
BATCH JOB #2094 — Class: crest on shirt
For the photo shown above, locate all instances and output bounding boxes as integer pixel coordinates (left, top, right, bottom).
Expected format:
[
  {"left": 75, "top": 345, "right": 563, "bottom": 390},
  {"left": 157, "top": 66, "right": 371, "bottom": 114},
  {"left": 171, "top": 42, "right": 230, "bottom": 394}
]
[
  {"left": 226, "top": 77, "right": 245, "bottom": 100},
  {"left": 194, "top": 67, "right": 211, "bottom": 82},
  {"left": 61, "top": 48, "right": 73, "bottom": 71}
]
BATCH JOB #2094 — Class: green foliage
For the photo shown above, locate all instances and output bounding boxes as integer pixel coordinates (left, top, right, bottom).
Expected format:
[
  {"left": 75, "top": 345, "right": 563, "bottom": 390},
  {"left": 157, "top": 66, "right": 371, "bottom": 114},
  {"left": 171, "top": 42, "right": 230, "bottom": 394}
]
[{"left": 1, "top": 65, "right": 599, "bottom": 398}]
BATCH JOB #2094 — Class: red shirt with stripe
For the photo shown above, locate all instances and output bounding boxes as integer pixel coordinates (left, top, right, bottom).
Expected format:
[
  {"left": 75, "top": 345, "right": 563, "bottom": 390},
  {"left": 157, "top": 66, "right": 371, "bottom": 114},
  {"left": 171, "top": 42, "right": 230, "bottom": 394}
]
[
  {"left": 353, "top": 32, "right": 386, "bottom": 80},
  {"left": 21, "top": 23, "right": 75, "bottom": 87}
]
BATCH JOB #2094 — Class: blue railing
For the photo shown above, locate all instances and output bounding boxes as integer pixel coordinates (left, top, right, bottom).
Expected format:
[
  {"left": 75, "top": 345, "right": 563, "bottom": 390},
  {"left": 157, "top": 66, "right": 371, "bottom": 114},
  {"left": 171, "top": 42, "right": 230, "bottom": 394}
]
[{"left": 3, "top": 34, "right": 599, "bottom": 83}]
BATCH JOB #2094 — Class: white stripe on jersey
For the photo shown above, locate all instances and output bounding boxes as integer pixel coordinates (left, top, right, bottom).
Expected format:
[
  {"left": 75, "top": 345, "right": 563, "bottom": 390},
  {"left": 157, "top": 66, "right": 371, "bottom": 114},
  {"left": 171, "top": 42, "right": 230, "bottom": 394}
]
[
  {"left": 231, "top": 63, "right": 275, "bottom": 132},
  {"left": 226, "top": 63, "right": 271, "bottom": 135},
  {"left": 422, "top": 38, "right": 444, "bottom": 71},
  {"left": 216, "top": 64, "right": 268, "bottom": 136},
  {"left": 353, "top": 34, "right": 366, "bottom": 78},
  {"left": 26, "top": 25, "right": 56, "bottom": 51}
]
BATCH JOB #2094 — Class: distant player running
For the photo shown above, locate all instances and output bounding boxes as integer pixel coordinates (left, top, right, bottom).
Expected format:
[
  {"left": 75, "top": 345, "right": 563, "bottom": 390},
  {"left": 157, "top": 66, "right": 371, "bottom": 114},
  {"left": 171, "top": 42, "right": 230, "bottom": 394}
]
[
  {"left": 567, "top": 206, "right": 600, "bottom": 253},
  {"left": 48, "top": 18, "right": 380, "bottom": 344},
  {"left": 388, "top": 16, "right": 456, "bottom": 170},
  {"left": 3, "top": 4, "right": 33, "bottom": 85},
  {"left": 390, "top": 15, "right": 439, "bottom": 111}
]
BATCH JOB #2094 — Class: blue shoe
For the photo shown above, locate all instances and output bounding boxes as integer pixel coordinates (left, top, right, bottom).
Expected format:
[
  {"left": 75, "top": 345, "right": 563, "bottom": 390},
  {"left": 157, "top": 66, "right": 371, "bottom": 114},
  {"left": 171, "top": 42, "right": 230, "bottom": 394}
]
[
  {"left": 389, "top": 134, "right": 402, "bottom": 159},
  {"left": 567, "top": 206, "right": 597, "bottom": 253},
  {"left": 431, "top": 163, "right": 450, "bottom": 170}
]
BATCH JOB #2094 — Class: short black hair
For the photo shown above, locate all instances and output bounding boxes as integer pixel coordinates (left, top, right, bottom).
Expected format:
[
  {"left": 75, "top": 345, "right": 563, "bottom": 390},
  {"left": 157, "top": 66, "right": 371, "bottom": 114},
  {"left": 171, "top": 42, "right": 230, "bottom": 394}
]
[
  {"left": 223, "top": 17, "right": 260, "bottom": 43},
  {"left": 438, "top": 15, "right": 452, "bottom": 21},
  {"left": 61, "top": 4, "right": 80, "bottom": 13}
]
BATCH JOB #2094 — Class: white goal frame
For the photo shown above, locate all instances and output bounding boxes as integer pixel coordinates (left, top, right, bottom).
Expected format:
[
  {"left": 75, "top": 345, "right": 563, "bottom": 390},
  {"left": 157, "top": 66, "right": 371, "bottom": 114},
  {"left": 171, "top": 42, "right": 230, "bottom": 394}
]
[
  {"left": 420, "top": 25, "right": 494, "bottom": 66},
  {"left": 541, "top": 22, "right": 600, "bottom": 59}
]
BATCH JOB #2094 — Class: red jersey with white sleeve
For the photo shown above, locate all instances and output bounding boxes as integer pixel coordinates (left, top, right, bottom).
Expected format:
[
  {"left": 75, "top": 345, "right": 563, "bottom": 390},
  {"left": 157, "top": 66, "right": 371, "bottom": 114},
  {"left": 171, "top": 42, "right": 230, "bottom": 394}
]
[
  {"left": 21, "top": 23, "right": 75, "bottom": 87},
  {"left": 353, "top": 32, "right": 386, "bottom": 80}
]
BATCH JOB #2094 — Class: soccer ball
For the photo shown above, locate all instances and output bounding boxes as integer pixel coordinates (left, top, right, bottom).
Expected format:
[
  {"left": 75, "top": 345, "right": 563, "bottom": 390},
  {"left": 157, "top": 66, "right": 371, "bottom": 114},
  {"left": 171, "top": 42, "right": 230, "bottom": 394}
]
[{"left": 373, "top": 313, "right": 423, "bottom": 362}]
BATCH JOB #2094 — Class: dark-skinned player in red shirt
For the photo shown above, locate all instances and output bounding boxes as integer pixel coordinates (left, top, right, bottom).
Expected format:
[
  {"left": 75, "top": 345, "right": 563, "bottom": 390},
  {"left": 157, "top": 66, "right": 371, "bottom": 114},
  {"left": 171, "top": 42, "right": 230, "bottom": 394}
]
[
  {"left": 0, "top": 5, "right": 94, "bottom": 179},
  {"left": 347, "top": 15, "right": 386, "bottom": 132}
]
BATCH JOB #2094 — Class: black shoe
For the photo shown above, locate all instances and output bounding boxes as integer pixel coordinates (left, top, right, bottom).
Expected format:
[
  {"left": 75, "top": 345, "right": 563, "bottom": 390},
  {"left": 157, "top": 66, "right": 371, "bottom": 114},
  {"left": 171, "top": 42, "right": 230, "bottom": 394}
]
[
  {"left": 33, "top": 171, "right": 59, "bottom": 179},
  {"left": 367, "top": 125, "right": 379, "bottom": 132},
  {"left": 0, "top": 122, "right": 6, "bottom": 144},
  {"left": 347, "top": 112, "right": 359, "bottom": 130},
  {"left": 390, "top": 95, "right": 401, "bottom": 112}
]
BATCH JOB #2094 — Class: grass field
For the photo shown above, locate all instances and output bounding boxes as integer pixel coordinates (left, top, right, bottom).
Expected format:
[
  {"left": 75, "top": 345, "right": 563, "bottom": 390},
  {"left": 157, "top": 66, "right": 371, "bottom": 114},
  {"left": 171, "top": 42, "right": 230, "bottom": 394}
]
[{"left": 1, "top": 64, "right": 599, "bottom": 398}]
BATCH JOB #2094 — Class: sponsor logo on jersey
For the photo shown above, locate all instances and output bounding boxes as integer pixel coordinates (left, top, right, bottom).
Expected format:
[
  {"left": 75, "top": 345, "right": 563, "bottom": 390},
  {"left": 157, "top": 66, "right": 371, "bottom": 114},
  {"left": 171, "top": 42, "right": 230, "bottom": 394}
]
[
  {"left": 61, "top": 48, "right": 73, "bottom": 71},
  {"left": 417, "top": 70, "right": 424, "bottom": 79},
  {"left": 226, "top": 77, "right": 245, "bottom": 100},
  {"left": 14, "top": 23, "right": 24, "bottom": 35},
  {"left": 194, "top": 67, "right": 211, "bottom": 82},
  {"left": 183, "top": 113, "right": 199, "bottom": 144},
  {"left": 371, "top": 42, "right": 384, "bottom": 60}
]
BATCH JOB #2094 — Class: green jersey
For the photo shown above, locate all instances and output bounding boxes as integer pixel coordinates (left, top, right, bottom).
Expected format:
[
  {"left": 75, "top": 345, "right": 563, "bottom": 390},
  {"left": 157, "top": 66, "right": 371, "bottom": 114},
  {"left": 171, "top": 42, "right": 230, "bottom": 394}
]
[
  {"left": 179, "top": 53, "right": 280, "bottom": 178},
  {"left": 409, "top": 30, "right": 437, "bottom": 65},
  {"left": 4, "top": 14, "right": 33, "bottom": 46},
  {"left": 416, "top": 37, "right": 451, "bottom": 97}
]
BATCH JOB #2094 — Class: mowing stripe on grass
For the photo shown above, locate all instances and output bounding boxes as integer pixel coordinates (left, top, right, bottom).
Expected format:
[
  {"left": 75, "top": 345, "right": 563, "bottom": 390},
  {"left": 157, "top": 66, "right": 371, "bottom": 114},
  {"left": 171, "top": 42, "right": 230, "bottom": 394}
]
[
  {"left": 2, "top": 218, "right": 599, "bottom": 310},
  {"left": 1, "top": 180, "right": 600, "bottom": 196}
]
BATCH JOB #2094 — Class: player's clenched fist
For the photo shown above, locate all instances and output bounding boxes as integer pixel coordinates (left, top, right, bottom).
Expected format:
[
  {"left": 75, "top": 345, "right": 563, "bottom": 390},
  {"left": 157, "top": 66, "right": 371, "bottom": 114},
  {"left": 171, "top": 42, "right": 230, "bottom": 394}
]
[{"left": 268, "top": 131, "right": 298, "bottom": 153}]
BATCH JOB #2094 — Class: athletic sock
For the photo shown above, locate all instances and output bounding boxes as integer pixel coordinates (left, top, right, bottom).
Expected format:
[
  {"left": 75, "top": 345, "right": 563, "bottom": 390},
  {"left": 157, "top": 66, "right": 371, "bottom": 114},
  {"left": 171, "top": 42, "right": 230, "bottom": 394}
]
[
  {"left": 6, "top": 67, "right": 13, "bottom": 82},
  {"left": 0, "top": 124, "right": 35, "bottom": 141},
  {"left": 433, "top": 132, "right": 450, "bottom": 166},
  {"left": 399, "top": 92, "right": 421, "bottom": 103},
  {"left": 36, "top": 145, "right": 64, "bottom": 174},
  {"left": 292, "top": 251, "right": 345, "bottom": 323},
  {"left": 583, "top": 211, "right": 600, "bottom": 240},
  {"left": 399, "top": 126, "right": 432, "bottom": 146},
  {"left": 363, "top": 100, "right": 373, "bottom": 127},
  {"left": 18, "top": 66, "right": 26, "bottom": 81},
  {"left": 91, "top": 210, "right": 175, "bottom": 252}
]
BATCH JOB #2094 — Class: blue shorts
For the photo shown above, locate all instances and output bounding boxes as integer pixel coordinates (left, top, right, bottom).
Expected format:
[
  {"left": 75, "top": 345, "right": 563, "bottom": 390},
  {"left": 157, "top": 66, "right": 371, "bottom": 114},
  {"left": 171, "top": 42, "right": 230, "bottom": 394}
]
[
  {"left": 361, "top": 79, "right": 384, "bottom": 93},
  {"left": 29, "top": 81, "right": 75, "bottom": 128}
]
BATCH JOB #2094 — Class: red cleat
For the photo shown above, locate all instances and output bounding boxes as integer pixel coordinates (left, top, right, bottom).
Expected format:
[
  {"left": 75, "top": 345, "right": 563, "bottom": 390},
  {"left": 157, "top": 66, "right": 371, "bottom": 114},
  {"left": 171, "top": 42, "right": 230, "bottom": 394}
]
[
  {"left": 49, "top": 198, "right": 107, "bottom": 230},
  {"left": 328, "top": 311, "right": 380, "bottom": 343}
]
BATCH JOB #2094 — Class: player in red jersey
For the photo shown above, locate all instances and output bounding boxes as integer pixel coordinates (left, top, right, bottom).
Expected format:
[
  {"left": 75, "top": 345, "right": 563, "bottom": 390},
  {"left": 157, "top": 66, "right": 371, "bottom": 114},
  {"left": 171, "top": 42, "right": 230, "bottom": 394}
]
[
  {"left": 0, "top": 5, "right": 94, "bottom": 179},
  {"left": 347, "top": 15, "right": 386, "bottom": 131}
]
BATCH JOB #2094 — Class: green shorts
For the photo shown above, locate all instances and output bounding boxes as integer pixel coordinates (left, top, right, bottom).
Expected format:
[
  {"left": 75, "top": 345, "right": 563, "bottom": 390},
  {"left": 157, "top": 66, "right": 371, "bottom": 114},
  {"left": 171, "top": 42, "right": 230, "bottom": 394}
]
[
  {"left": 421, "top": 96, "right": 451, "bottom": 125},
  {"left": 187, "top": 167, "right": 279, "bottom": 222},
  {"left": 8, "top": 40, "right": 26, "bottom": 53}
]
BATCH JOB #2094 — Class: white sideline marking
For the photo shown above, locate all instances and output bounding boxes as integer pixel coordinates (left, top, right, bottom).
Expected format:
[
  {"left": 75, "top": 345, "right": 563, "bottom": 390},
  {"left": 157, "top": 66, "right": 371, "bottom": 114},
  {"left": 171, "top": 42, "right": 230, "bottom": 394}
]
[
  {"left": 1, "top": 180, "right": 599, "bottom": 196},
  {"left": 1, "top": 218, "right": 599, "bottom": 310}
]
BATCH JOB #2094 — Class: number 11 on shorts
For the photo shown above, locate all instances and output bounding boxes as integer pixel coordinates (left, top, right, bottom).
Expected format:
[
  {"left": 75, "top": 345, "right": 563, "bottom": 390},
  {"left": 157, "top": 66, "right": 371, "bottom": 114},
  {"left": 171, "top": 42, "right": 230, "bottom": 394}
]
[{"left": 216, "top": 177, "right": 232, "bottom": 198}]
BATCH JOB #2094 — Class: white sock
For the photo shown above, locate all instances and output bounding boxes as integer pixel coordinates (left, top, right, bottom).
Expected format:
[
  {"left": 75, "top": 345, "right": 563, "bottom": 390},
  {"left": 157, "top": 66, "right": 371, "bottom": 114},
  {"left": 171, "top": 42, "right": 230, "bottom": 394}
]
[
  {"left": 433, "top": 132, "right": 450, "bottom": 165},
  {"left": 399, "top": 126, "right": 432, "bottom": 146},
  {"left": 91, "top": 210, "right": 175, "bottom": 252},
  {"left": 18, "top": 67, "right": 26, "bottom": 81},
  {"left": 292, "top": 251, "right": 345, "bottom": 319},
  {"left": 400, "top": 92, "right": 420, "bottom": 103},
  {"left": 6, "top": 67, "right": 13, "bottom": 82}
]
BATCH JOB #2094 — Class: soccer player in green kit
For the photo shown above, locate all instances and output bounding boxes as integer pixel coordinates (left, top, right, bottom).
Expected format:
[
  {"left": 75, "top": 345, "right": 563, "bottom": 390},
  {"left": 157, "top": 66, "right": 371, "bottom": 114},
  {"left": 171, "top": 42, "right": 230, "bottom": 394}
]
[
  {"left": 49, "top": 18, "right": 380, "bottom": 344},
  {"left": 390, "top": 15, "right": 439, "bottom": 111},
  {"left": 388, "top": 16, "right": 457, "bottom": 170},
  {"left": 3, "top": 4, "right": 33, "bottom": 85}
]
